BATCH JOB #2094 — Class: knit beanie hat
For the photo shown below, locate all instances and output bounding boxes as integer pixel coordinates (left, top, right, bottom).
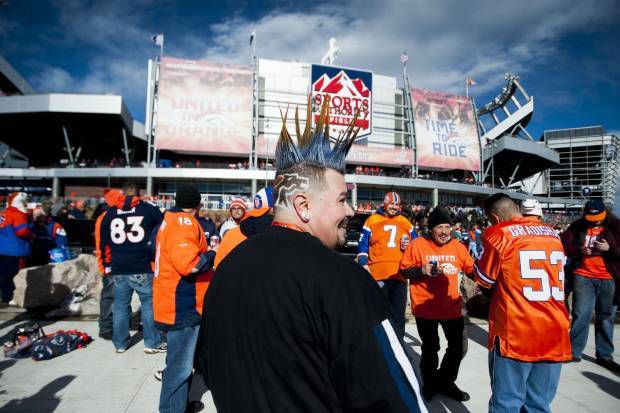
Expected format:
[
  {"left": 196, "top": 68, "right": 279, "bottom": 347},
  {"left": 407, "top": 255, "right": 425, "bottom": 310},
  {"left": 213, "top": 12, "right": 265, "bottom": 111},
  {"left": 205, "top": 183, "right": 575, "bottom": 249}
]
[
  {"left": 175, "top": 185, "right": 201, "bottom": 209},
  {"left": 428, "top": 207, "right": 452, "bottom": 229},
  {"left": 229, "top": 198, "right": 247, "bottom": 211}
]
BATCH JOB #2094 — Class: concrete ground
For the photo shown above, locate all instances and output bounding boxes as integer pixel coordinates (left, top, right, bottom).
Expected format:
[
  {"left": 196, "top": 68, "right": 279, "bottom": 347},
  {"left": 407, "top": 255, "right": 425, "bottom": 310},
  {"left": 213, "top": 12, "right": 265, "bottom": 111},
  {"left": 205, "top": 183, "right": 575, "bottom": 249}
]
[{"left": 0, "top": 313, "right": 618, "bottom": 412}]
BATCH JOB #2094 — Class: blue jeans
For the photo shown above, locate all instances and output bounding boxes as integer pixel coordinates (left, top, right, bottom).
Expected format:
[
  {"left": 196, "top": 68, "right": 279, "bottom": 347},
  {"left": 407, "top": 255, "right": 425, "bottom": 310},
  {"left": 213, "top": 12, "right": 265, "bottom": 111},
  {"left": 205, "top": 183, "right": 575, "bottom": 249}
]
[
  {"left": 379, "top": 279, "right": 408, "bottom": 340},
  {"left": 112, "top": 273, "right": 161, "bottom": 350},
  {"left": 570, "top": 275, "right": 616, "bottom": 360},
  {"left": 488, "top": 344, "right": 562, "bottom": 413},
  {"left": 159, "top": 325, "right": 200, "bottom": 413}
]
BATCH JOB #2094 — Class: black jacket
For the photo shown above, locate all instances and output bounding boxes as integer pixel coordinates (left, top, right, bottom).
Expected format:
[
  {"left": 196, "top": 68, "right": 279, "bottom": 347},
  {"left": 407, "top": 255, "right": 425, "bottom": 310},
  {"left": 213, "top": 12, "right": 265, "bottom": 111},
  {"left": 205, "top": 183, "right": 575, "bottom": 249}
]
[
  {"left": 199, "top": 226, "right": 427, "bottom": 413},
  {"left": 562, "top": 214, "right": 620, "bottom": 304}
]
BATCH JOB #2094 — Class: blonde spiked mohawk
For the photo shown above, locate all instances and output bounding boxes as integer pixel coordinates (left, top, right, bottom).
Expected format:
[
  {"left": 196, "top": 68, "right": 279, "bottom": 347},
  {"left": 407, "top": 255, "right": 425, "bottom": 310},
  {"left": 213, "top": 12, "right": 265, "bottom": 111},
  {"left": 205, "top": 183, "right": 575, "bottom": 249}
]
[{"left": 274, "top": 96, "right": 361, "bottom": 174}]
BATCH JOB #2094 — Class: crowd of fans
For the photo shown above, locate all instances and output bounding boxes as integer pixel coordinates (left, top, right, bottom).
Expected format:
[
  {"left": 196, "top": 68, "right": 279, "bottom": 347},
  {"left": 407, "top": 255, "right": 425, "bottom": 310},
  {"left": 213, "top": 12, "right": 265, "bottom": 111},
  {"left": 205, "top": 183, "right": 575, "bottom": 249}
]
[{"left": 1, "top": 184, "right": 618, "bottom": 412}]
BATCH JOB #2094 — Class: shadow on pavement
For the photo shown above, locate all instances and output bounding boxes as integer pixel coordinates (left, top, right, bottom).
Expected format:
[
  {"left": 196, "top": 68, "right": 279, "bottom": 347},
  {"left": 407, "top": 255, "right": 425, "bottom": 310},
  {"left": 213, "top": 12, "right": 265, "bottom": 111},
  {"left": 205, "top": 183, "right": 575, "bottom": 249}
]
[
  {"left": 581, "top": 371, "right": 620, "bottom": 400},
  {"left": 0, "top": 375, "right": 76, "bottom": 412},
  {"left": 405, "top": 332, "right": 422, "bottom": 347},
  {"left": 127, "top": 330, "right": 145, "bottom": 350},
  {"left": 429, "top": 396, "right": 473, "bottom": 412},
  {"left": 0, "top": 359, "right": 17, "bottom": 396},
  {"left": 465, "top": 323, "right": 488, "bottom": 349},
  {"left": 580, "top": 354, "right": 619, "bottom": 376}
]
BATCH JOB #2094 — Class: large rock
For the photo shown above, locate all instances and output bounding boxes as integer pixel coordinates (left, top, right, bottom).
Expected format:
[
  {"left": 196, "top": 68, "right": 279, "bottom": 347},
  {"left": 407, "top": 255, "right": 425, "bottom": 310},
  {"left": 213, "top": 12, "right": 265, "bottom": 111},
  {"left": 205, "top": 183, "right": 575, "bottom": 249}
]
[
  {"left": 13, "top": 254, "right": 102, "bottom": 315},
  {"left": 460, "top": 274, "right": 490, "bottom": 319}
]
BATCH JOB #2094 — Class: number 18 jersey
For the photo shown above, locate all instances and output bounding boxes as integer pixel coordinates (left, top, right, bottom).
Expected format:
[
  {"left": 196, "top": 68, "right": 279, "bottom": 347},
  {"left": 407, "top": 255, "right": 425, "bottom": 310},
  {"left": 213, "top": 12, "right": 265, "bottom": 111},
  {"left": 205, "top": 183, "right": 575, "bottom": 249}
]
[{"left": 474, "top": 216, "right": 571, "bottom": 362}]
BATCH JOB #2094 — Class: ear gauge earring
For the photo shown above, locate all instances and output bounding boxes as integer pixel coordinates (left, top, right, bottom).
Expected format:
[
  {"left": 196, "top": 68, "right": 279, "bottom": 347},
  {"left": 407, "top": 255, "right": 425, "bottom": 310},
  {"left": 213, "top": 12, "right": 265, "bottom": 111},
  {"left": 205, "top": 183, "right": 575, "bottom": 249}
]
[{"left": 302, "top": 211, "right": 310, "bottom": 222}]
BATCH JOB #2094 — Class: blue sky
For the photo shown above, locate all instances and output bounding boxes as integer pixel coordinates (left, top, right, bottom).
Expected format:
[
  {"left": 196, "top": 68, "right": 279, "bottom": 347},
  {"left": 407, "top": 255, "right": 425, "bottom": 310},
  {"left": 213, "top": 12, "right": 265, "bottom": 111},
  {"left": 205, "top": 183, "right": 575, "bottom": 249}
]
[{"left": 0, "top": 0, "right": 618, "bottom": 139}]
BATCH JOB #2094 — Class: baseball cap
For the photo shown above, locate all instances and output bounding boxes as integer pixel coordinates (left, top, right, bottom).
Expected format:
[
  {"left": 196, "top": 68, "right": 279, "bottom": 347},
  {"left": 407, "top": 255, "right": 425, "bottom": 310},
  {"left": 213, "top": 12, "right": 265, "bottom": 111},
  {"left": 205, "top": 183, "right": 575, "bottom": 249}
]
[
  {"left": 245, "top": 187, "right": 274, "bottom": 219},
  {"left": 521, "top": 199, "right": 542, "bottom": 217},
  {"left": 583, "top": 200, "right": 606, "bottom": 222}
]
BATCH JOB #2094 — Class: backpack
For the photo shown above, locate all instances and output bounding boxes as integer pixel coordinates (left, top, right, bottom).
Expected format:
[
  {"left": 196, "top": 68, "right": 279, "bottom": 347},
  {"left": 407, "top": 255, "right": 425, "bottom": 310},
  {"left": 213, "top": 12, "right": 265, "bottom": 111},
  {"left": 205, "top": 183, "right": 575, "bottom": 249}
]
[
  {"left": 30, "top": 329, "right": 93, "bottom": 361},
  {"left": 3, "top": 321, "right": 46, "bottom": 359}
]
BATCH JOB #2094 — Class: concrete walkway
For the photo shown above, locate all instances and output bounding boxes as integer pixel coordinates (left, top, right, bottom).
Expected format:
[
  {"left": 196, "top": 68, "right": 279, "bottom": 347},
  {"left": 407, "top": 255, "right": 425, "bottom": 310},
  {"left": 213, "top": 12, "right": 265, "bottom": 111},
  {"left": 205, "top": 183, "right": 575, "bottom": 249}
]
[{"left": 0, "top": 315, "right": 618, "bottom": 412}]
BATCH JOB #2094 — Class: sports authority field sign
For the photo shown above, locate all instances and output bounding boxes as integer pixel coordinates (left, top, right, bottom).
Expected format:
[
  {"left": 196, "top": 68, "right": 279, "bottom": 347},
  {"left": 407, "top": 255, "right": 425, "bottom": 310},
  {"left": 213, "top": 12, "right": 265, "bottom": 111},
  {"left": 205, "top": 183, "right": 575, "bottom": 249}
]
[{"left": 311, "top": 64, "right": 372, "bottom": 138}]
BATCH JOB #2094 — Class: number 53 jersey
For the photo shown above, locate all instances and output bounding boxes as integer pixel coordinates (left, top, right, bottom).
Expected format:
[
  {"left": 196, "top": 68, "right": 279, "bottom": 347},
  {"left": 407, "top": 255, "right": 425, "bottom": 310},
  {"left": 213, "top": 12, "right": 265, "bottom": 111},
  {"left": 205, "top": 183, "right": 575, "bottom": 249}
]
[
  {"left": 99, "top": 196, "right": 164, "bottom": 275},
  {"left": 474, "top": 216, "right": 571, "bottom": 362}
]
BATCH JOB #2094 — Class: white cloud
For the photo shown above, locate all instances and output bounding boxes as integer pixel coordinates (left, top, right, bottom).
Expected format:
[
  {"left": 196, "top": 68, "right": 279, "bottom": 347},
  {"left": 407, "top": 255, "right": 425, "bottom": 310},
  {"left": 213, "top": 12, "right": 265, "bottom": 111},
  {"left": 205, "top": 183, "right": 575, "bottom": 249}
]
[
  {"left": 26, "top": 0, "right": 619, "bottom": 121},
  {"left": 201, "top": 0, "right": 616, "bottom": 96},
  {"left": 31, "top": 66, "right": 74, "bottom": 91}
]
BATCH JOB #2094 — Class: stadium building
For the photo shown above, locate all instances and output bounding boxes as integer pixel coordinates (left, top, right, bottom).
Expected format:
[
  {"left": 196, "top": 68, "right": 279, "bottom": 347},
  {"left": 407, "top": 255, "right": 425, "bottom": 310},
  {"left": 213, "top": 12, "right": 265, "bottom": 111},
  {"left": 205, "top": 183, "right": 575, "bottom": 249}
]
[
  {"left": 544, "top": 126, "right": 619, "bottom": 206},
  {"left": 0, "top": 52, "right": 598, "bottom": 211}
]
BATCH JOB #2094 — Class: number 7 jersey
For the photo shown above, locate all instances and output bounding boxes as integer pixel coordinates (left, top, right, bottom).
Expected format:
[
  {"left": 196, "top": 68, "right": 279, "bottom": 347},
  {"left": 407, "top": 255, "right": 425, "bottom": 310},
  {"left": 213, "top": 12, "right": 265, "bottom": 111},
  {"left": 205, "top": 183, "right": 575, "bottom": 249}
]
[
  {"left": 474, "top": 216, "right": 571, "bottom": 362},
  {"left": 358, "top": 213, "right": 415, "bottom": 282}
]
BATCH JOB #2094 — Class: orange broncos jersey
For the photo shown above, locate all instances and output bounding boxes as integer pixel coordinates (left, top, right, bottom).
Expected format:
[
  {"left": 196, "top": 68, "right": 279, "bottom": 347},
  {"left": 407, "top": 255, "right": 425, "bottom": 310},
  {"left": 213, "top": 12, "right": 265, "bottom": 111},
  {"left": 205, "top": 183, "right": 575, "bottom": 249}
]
[
  {"left": 153, "top": 210, "right": 212, "bottom": 327},
  {"left": 358, "top": 214, "right": 414, "bottom": 282},
  {"left": 401, "top": 237, "right": 473, "bottom": 320},
  {"left": 475, "top": 216, "right": 571, "bottom": 362},
  {"left": 574, "top": 226, "right": 612, "bottom": 280},
  {"left": 94, "top": 211, "right": 111, "bottom": 274}
]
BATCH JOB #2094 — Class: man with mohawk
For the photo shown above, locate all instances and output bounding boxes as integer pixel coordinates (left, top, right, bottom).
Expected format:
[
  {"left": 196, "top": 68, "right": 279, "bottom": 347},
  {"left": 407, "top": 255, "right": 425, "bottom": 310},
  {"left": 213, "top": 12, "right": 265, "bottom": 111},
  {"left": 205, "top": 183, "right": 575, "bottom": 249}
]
[{"left": 200, "top": 97, "right": 428, "bottom": 412}]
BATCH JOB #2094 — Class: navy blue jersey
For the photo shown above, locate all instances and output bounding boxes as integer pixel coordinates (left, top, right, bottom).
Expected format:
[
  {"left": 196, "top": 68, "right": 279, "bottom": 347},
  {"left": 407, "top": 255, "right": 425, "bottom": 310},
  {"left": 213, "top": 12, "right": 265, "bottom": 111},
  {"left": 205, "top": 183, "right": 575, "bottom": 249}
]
[
  {"left": 197, "top": 217, "right": 217, "bottom": 241},
  {"left": 99, "top": 196, "right": 163, "bottom": 275}
]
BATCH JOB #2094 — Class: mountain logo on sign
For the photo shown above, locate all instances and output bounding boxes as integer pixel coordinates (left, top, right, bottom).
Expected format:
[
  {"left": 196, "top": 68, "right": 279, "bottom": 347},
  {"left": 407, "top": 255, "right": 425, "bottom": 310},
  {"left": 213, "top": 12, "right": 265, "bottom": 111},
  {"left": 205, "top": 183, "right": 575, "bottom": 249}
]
[
  {"left": 313, "top": 71, "right": 370, "bottom": 98},
  {"left": 311, "top": 67, "right": 372, "bottom": 139}
]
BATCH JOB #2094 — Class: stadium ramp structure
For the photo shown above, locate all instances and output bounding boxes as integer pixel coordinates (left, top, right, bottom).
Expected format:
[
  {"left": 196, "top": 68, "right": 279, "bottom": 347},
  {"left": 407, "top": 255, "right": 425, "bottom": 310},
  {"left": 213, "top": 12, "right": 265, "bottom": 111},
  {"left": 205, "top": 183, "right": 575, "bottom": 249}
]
[{"left": 476, "top": 73, "right": 559, "bottom": 193}]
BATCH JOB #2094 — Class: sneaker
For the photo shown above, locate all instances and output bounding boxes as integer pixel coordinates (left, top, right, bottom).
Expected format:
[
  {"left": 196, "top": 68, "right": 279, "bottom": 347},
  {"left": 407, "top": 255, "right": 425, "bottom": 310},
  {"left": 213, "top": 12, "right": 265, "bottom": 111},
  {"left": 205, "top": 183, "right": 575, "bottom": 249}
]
[
  {"left": 154, "top": 370, "right": 163, "bottom": 381},
  {"left": 438, "top": 384, "right": 470, "bottom": 401},
  {"left": 571, "top": 357, "right": 581, "bottom": 363},
  {"left": 115, "top": 348, "right": 127, "bottom": 353},
  {"left": 144, "top": 343, "right": 167, "bottom": 354},
  {"left": 187, "top": 401, "right": 204, "bottom": 412},
  {"left": 596, "top": 358, "right": 620, "bottom": 373}
]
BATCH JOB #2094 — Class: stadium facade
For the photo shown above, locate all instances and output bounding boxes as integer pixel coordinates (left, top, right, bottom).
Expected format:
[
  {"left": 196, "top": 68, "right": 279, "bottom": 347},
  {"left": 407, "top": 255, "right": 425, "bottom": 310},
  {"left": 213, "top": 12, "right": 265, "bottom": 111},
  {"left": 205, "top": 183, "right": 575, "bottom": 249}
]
[
  {"left": 544, "top": 126, "right": 619, "bottom": 206},
  {"left": 0, "top": 52, "right": 606, "bottom": 211}
]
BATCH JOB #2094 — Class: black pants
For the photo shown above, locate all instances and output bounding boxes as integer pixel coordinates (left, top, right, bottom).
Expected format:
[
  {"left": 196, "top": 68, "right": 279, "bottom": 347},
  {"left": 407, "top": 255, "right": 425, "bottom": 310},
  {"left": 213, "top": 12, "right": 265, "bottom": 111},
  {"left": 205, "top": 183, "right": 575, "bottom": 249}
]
[
  {"left": 380, "top": 280, "right": 408, "bottom": 340},
  {"left": 98, "top": 275, "right": 114, "bottom": 334},
  {"left": 415, "top": 316, "right": 464, "bottom": 389},
  {"left": 0, "top": 255, "right": 21, "bottom": 303}
]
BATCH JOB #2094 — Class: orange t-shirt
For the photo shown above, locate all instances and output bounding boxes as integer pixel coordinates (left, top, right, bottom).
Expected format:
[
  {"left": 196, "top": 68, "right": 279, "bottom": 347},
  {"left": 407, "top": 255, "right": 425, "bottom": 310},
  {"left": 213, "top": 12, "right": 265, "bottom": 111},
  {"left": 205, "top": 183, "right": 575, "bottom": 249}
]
[
  {"left": 474, "top": 216, "right": 571, "bottom": 362},
  {"left": 362, "top": 214, "right": 414, "bottom": 282},
  {"left": 401, "top": 237, "right": 474, "bottom": 320},
  {"left": 574, "top": 226, "right": 612, "bottom": 280}
]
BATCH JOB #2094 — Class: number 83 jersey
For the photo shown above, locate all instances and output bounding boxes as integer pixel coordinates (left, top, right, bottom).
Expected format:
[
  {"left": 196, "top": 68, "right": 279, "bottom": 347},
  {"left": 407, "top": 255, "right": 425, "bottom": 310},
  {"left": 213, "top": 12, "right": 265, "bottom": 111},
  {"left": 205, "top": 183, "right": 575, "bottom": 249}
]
[
  {"left": 99, "top": 196, "right": 164, "bottom": 275},
  {"left": 474, "top": 216, "right": 571, "bottom": 362}
]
